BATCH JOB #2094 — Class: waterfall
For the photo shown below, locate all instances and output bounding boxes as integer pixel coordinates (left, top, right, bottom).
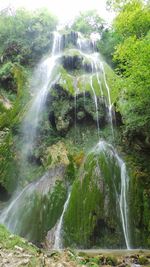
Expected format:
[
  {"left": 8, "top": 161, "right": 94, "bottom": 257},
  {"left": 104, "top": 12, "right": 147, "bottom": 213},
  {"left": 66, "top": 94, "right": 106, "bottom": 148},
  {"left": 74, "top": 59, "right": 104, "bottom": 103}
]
[
  {"left": 53, "top": 192, "right": 71, "bottom": 250},
  {"left": 76, "top": 35, "right": 101, "bottom": 136},
  {"left": 96, "top": 141, "right": 131, "bottom": 249},
  {"left": 0, "top": 29, "right": 131, "bottom": 250},
  {"left": 90, "top": 75, "right": 100, "bottom": 137},
  {"left": 101, "top": 62, "right": 114, "bottom": 138},
  {"left": 116, "top": 156, "right": 130, "bottom": 249},
  {"left": 0, "top": 171, "right": 50, "bottom": 234},
  {"left": 76, "top": 34, "right": 130, "bottom": 248},
  {"left": 77, "top": 32, "right": 114, "bottom": 136},
  {"left": 0, "top": 31, "right": 63, "bottom": 234},
  {"left": 22, "top": 32, "right": 62, "bottom": 160}
]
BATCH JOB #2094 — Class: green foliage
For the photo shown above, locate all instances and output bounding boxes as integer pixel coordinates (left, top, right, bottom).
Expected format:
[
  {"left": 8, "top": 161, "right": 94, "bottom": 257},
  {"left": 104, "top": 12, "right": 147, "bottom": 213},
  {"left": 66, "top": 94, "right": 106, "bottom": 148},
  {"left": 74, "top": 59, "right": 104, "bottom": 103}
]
[
  {"left": 0, "top": 8, "right": 58, "bottom": 65},
  {"left": 72, "top": 10, "right": 104, "bottom": 35},
  {"left": 113, "top": 0, "right": 150, "bottom": 38},
  {"left": 107, "top": 0, "right": 135, "bottom": 11},
  {"left": 0, "top": 64, "right": 29, "bottom": 130},
  {"left": 97, "top": 29, "right": 122, "bottom": 65},
  {"left": 0, "top": 62, "right": 13, "bottom": 79},
  {"left": 0, "top": 131, "right": 18, "bottom": 192},
  {"left": 112, "top": 2, "right": 150, "bottom": 138},
  {"left": 99, "top": 0, "right": 150, "bottom": 140}
]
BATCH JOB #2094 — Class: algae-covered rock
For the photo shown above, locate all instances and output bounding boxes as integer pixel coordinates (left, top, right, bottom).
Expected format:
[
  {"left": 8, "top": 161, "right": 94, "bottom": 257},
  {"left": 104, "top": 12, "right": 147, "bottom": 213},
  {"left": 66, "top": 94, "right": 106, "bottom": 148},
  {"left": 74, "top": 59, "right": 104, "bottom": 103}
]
[
  {"left": 63, "top": 141, "right": 127, "bottom": 248},
  {"left": 0, "top": 166, "right": 67, "bottom": 244},
  {"left": 47, "top": 83, "right": 107, "bottom": 136}
]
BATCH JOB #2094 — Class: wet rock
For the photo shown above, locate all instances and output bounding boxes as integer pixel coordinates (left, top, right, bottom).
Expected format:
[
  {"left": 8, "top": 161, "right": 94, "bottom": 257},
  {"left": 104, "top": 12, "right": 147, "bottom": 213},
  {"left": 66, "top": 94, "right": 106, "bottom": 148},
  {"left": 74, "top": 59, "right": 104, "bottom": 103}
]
[
  {"left": 61, "top": 31, "right": 78, "bottom": 50},
  {"left": 14, "top": 245, "right": 24, "bottom": 252},
  {"left": 62, "top": 55, "right": 83, "bottom": 71},
  {"left": 45, "top": 223, "right": 58, "bottom": 249}
]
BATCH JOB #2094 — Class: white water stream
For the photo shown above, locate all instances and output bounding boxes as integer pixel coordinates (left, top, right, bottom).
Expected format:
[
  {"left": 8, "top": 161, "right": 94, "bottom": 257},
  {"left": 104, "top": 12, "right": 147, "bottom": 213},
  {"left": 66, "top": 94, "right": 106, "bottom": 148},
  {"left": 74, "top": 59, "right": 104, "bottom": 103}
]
[
  {"left": 96, "top": 141, "right": 130, "bottom": 249},
  {"left": 53, "top": 192, "right": 71, "bottom": 249},
  {"left": 77, "top": 32, "right": 114, "bottom": 137},
  {"left": 90, "top": 75, "right": 100, "bottom": 137},
  {"left": 0, "top": 170, "right": 55, "bottom": 233},
  {"left": 22, "top": 32, "right": 62, "bottom": 159}
]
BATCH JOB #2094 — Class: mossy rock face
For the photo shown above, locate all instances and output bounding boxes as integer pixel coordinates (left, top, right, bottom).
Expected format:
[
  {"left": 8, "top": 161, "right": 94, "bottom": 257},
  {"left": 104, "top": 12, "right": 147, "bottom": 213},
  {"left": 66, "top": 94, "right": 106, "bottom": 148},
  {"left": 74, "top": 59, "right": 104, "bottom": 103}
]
[
  {"left": 126, "top": 154, "right": 150, "bottom": 248},
  {"left": 1, "top": 166, "right": 67, "bottom": 244},
  {"left": 47, "top": 84, "right": 107, "bottom": 136},
  {"left": 62, "top": 55, "right": 83, "bottom": 71},
  {"left": 61, "top": 52, "right": 93, "bottom": 74},
  {"left": 63, "top": 141, "right": 127, "bottom": 248}
]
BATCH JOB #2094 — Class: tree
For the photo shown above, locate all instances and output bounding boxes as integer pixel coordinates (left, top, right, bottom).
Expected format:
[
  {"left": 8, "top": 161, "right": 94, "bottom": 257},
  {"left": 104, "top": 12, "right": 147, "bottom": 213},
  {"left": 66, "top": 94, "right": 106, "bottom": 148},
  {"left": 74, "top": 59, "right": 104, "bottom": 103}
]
[
  {"left": 72, "top": 10, "right": 104, "bottom": 35},
  {"left": 97, "top": 28, "right": 122, "bottom": 65},
  {"left": 111, "top": 0, "right": 150, "bottom": 138},
  {"left": 113, "top": 0, "right": 150, "bottom": 38},
  {"left": 0, "top": 8, "right": 58, "bottom": 65},
  {"left": 106, "top": 0, "right": 130, "bottom": 11}
]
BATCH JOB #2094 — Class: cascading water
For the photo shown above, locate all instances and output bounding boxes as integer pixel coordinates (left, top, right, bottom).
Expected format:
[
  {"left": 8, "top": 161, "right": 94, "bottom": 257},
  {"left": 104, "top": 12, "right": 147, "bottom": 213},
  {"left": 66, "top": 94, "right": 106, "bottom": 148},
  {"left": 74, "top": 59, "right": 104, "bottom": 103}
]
[
  {"left": 100, "top": 62, "right": 114, "bottom": 138},
  {"left": 76, "top": 34, "right": 130, "bottom": 249},
  {"left": 77, "top": 32, "right": 114, "bottom": 137},
  {"left": 0, "top": 168, "right": 65, "bottom": 238},
  {"left": 76, "top": 37, "right": 101, "bottom": 136},
  {"left": 22, "top": 32, "right": 62, "bottom": 160},
  {"left": 0, "top": 31, "right": 63, "bottom": 233},
  {"left": 0, "top": 29, "right": 131, "bottom": 250},
  {"left": 95, "top": 141, "right": 130, "bottom": 249},
  {"left": 53, "top": 192, "right": 71, "bottom": 249},
  {"left": 90, "top": 75, "right": 100, "bottom": 137}
]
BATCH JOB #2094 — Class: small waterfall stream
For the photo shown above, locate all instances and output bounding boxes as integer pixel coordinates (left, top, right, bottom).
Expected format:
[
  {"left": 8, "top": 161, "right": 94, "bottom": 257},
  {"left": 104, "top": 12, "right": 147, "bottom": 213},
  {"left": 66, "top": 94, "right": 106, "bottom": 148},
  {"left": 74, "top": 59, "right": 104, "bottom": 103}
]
[
  {"left": 90, "top": 75, "right": 100, "bottom": 137},
  {"left": 22, "top": 32, "right": 62, "bottom": 160},
  {"left": 95, "top": 141, "right": 130, "bottom": 249},
  {"left": 100, "top": 62, "right": 114, "bottom": 138},
  {"left": 76, "top": 32, "right": 114, "bottom": 136},
  {"left": 53, "top": 192, "right": 71, "bottom": 249},
  {"left": 0, "top": 171, "right": 55, "bottom": 234}
]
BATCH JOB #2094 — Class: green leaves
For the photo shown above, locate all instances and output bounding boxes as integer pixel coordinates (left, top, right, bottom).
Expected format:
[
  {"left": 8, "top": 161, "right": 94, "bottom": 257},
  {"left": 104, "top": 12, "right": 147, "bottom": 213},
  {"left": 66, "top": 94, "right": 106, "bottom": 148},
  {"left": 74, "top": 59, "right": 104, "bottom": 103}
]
[
  {"left": 103, "top": 0, "right": 150, "bottom": 139},
  {"left": 113, "top": 0, "right": 150, "bottom": 38},
  {"left": 0, "top": 8, "right": 58, "bottom": 65},
  {"left": 72, "top": 10, "right": 104, "bottom": 35}
]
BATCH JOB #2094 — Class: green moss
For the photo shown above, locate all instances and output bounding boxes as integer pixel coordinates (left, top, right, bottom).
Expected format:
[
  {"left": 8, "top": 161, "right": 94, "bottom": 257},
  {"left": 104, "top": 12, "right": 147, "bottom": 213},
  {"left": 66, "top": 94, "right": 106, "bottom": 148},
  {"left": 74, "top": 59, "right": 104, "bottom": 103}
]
[
  {"left": 0, "top": 224, "right": 37, "bottom": 254},
  {"left": 106, "top": 255, "right": 118, "bottom": 266},
  {"left": 124, "top": 151, "right": 150, "bottom": 248},
  {"left": 8, "top": 180, "right": 67, "bottom": 243},
  {"left": 138, "top": 255, "right": 149, "bottom": 265},
  {"left": 58, "top": 66, "right": 75, "bottom": 94},
  {"left": 63, "top": 144, "right": 125, "bottom": 248}
]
